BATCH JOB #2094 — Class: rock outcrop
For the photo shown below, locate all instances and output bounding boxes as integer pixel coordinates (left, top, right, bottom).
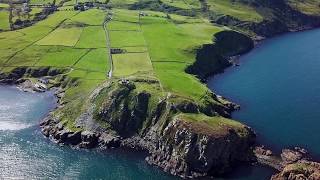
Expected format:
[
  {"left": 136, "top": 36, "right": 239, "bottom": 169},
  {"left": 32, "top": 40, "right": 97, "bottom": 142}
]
[
  {"left": 271, "top": 161, "right": 320, "bottom": 180},
  {"left": 254, "top": 146, "right": 320, "bottom": 180},
  {"left": 40, "top": 79, "right": 256, "bottom": 178},
  {"left": 146, "top": 117, "right": 255, "bottom": 178},
  {"left": 186, "top": 31, "right": 254, "bottom": 80}
]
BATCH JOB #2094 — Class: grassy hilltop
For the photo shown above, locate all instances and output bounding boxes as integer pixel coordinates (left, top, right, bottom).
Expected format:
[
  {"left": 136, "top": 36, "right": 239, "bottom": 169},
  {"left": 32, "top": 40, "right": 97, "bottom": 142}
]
[{"left": 0, "top": 0, "right": 320, "bottom": 177}]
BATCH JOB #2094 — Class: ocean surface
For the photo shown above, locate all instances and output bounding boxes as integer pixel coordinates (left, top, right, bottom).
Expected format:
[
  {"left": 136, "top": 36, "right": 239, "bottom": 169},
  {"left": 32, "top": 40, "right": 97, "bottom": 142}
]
[{"left": 208, "top": 28, "right": 320, "bottom": 158}]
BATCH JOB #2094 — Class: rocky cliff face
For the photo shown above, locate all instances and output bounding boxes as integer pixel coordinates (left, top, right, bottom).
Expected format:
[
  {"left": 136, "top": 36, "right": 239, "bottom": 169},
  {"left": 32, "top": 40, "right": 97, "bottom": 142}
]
[
  {"left": 186, "top": 31, "right": 254, "bottom": 80},
  {"left": 146, "top": 117, "right": 255, "bottom": 178},
  {"left": 40, "top": 79, "right": 256, "bottom": 178}
]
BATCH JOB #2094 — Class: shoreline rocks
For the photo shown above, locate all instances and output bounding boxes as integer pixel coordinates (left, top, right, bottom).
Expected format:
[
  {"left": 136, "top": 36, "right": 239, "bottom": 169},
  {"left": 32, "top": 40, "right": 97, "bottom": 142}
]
[
  {"left": 271, "top": 161, "right": 320, "bottom": 180},
  {"left": 254, "top": 146, "right": 320, "bottom": 180}
]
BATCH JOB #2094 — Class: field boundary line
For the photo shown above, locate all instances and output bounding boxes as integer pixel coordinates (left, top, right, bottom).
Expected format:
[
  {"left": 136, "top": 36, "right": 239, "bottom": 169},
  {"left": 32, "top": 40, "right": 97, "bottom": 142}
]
[
  {"left": 108, "top": 30, "right": 141, "bottom": 32},
  {"left": 73, "top": 26, "right": 86, "bottom": 48},
  {"left": 72, "top": 49, "right": 93, "bottom": 67}
]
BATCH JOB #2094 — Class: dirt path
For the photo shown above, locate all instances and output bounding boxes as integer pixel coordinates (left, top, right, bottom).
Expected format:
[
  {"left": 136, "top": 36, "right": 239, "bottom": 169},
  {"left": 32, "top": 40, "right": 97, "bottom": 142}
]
[{"left": 103, "top": 14, "right": 113, "bottom": 79}]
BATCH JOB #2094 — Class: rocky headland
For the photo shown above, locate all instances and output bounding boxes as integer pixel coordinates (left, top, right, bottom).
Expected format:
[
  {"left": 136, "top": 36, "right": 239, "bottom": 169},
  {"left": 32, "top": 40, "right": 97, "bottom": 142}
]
[{"left": 39, "top": 78, "right": 256, "bottom": 178}]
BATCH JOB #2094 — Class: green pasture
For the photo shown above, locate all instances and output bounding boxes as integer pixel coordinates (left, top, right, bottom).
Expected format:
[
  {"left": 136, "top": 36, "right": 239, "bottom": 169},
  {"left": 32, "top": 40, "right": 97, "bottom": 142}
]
[
  {"left": 109, "top": 0, "right": 139, "bottom": 7},
  {"left": 139, "top": 14, "right": 222, "bottom": 99},
  {"left": 206, "top": 0, "right": 263, "bottom": 22},
  {"left": 0, "top": 3, "right": 9, "bottom": 8},
  {"left": 113, "top": 52, "right": 153, "bottom": 77},
  {"left": 74, "top": 48, "right": 109, "bottom": 72},
  {"left": 109, "top": 30, "right": 145, "bottom": 47},
  {"left": 36, "top": 26, "right": 83, "bottom": 46},
  {"left": 0, "top": 10, "right": 9, "bottom": 30},
  {"left": 35, "top": 47, "right": 88, "bottom": 67},
  {"left": 161, "top": 0, "right": 200, "bottom": 9},
  {"left": 70, "top": 9, "right": 106, "bottom": 25},
  {"left": 121, "top": 46, "right": 148, "bottom": 53},
  {"left": 108, "top": 21, "right": 140, "bottom": 31},
  {"left": 75, "top": 26, "right": 106, "bottom": 48},
  {"left": 112, "top": 9, "right": 139, "bottom": 23},
  {"left": 29, "top": 0, "right": 53, "bottom": 4}
]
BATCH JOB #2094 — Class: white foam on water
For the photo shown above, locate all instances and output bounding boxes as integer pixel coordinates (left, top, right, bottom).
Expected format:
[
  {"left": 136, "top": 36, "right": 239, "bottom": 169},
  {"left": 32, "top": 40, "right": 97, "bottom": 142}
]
[{"left": 0, "top": 121, "right": 31, "bottom": 131}]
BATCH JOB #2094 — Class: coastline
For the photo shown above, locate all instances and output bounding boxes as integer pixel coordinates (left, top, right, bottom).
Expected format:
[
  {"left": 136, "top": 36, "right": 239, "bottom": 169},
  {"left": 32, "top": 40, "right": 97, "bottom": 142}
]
[{"left": 1, "top": 19, "right": 320, "bottom": 180}]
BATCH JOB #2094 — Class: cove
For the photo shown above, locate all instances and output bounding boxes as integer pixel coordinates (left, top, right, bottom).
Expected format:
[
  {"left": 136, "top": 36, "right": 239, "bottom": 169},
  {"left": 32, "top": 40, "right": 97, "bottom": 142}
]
[
  {"left": 0, "top": 86, "right": 175, "bottom": 179},
  {"left": 208, "top": 28, "right": 320, "bottom": 159}
]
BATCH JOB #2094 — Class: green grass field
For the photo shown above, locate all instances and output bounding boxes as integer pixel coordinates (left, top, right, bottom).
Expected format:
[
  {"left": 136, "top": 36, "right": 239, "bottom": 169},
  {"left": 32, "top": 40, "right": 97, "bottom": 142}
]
[
  {"left": 0, "top": 9, "right": 9, "bottom": 31},
  {"left": 75, "top": 26, "right": 107, "bottom": 48},
  {"left": 74, "top": 48, "right": 109, "bottom": 72},
  {"left": 207, "top": 0, "right": 263, "bottom": 22},
  {"left": 0, "top": 8, "right": 109, "bottom": 104},
  {"left": 113, "top": 52, "right": 153, "bottom": 77},
  {"left": 161, "top": 0, "right": 200, "bottom": 9},
  {"left": 36, "top": 27, "right": 83, "bottom": 46}
]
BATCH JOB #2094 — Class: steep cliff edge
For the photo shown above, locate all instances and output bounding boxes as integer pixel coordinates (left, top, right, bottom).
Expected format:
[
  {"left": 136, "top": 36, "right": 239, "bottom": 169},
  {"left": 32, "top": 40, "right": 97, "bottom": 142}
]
[
  {"left": 146, "top": 114, "right": 255, "bottom": 178},
  {"left": 186, "top": 31, "right": 254, "bottom": 80}
]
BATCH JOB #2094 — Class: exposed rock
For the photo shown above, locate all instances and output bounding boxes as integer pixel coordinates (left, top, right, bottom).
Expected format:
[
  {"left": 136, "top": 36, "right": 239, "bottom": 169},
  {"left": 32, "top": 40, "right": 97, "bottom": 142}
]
[
  {"left": 17, "top": 79, "right": 47, "bottom": 92},
  {"left": 79, "top": 131, "right": 99, "bottom": 148},
  {"left": 271, "top": 161, "right": 320, "bottom": 180},
  {"left": 254, "top": 146, "right": 283, "bottom": 170},
  {"left": 99, "top": 133, "right": 121, "bottom": 148},
  {"left": 253, "top": 146, "right": 320, "bottom": 180},
  {"left": 281, "top": 148, "right": 309, "bottom": 164},
  {"left": 254, "top": 146, "right": 310, "bottom": 171},
  {"left": 186, "top": 31, "right": 254, "bottom": 80},
  {"left": 146, "top": 118, "right": 256, "bottom": 178}
]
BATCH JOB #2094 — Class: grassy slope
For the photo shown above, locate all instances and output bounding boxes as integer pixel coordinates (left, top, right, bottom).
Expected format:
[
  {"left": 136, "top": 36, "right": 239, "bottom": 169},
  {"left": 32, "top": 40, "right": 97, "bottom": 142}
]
[
  {"left": 207, "top": 0, "right": 263, "bottom": 22},
  {"left": 287, "top": 0, "right": 320, "bottom": 15},
  {"left": 140, "top": 14, "right": 222, "bottom": 99}
]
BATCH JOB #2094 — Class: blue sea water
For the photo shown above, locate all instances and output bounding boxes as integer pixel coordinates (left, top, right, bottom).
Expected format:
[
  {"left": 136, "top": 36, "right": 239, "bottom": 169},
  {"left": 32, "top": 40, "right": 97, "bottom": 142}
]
[{"left": 208, "top": 29, "right": 320, "bottom": 158}]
